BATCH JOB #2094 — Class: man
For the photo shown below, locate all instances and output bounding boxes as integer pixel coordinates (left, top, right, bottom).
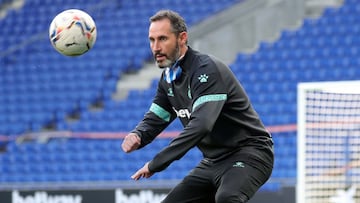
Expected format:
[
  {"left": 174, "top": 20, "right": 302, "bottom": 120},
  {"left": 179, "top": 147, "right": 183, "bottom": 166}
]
[{"left": 121, "top": 9, "right": 274, "bottom": 203}]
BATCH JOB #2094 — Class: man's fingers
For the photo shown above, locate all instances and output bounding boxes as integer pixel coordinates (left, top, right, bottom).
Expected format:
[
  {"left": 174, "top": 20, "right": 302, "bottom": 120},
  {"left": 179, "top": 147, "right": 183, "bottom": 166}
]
[
  {"left": 131, "top": 172, "right": 150, "bottom": 180},
  {"left": 131, "top": 170, "right": 143, "bottom": 180},
  {"left": 129, "top": 134, "right": 141, "bottom": 145},
  {"left": 121, "top": 133, "right": 141, "bottom": 153},
  {"left": 121, "top": 140, "right": 134, "bottom": 152},
  {"left": 131, "top": 162, "right": 153, "bottom": 181},
  {"left": 121, "top": 141, "right": 131, "bottom": 152}
]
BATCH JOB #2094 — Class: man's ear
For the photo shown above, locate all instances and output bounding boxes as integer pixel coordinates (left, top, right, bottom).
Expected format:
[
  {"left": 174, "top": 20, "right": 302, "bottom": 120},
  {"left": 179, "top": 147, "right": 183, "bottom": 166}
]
[{"left": 179, "top": 31, "right": 188, "bottom": 45}]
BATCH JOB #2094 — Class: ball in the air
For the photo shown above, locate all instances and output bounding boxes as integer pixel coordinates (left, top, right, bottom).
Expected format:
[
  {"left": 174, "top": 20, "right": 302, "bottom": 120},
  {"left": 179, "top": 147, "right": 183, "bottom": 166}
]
[{"left": 49, "top": 9, "right": 97, "bottom": 56}]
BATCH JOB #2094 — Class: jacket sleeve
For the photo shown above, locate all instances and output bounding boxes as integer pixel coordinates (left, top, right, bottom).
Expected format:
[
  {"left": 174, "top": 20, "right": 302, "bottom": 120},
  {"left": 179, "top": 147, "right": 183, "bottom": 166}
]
[
  {"left": 148, "top": 58, "right": 228, "bottom": 172},
  {"left": 132, "top": 80, "right": 177, "bottom": 148}
]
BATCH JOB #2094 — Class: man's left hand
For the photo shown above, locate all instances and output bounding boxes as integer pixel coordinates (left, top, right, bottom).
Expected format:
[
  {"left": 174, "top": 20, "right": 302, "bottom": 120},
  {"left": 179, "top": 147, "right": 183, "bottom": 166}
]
[{"left": 131, "top": 162, "right": 154, "bottom": 180}]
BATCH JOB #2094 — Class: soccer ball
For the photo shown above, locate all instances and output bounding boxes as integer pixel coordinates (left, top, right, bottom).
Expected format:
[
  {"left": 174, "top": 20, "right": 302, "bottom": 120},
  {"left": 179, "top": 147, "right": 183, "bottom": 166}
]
[{"left": 49, "top": 9, "right": 97, "bottom": 56}]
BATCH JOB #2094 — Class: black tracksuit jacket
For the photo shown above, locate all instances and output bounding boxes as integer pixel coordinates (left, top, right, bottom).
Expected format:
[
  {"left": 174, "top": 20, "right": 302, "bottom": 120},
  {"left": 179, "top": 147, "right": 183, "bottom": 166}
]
[{"left": 132, "top": 47, "right": 274, "bottom": 173}]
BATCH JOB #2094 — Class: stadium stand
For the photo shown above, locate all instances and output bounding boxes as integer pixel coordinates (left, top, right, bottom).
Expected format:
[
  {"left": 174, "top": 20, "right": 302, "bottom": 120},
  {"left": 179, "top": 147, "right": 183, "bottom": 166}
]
[
  {"left": 0, "top": 0, "right": 242, "bottom": 186},
  {"left": 0, "top": 0, "right": 358, "bottom": 194},
  {"left": 0, "top": 0, "right": 240, "bottom": 135}
]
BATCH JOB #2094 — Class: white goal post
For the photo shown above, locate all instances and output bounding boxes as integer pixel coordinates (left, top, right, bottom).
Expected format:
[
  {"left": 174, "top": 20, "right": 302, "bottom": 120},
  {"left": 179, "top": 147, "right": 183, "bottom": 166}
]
[{"left": 297, "top": 80, "right": 360, "bottom": 203}]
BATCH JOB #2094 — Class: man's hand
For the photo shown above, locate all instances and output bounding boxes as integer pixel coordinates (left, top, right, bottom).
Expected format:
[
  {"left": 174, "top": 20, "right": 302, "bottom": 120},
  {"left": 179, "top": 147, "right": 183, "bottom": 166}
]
[
  {"left": 131, "top": 162, "right": 154, "bottom": 180},
  {"left": 121, "top": 133, "right": 141, "bottom": 153}
]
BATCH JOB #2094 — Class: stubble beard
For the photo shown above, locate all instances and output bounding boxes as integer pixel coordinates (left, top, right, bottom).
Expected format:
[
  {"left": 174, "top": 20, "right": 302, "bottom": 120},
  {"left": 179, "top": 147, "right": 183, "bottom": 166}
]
[{"left": 155, "top": 42, "right": 181, "bottom": 69}]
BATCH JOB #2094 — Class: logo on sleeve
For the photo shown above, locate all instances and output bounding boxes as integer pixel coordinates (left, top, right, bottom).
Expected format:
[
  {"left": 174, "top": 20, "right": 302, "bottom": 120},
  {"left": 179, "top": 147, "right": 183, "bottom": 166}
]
[{"left": 198, "top": 74, "right": 209, "bottom": 83}]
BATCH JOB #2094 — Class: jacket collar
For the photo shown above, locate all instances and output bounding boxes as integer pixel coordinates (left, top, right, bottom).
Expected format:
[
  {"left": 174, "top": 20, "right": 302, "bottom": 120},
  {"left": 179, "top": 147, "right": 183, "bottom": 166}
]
[{"left": 178, "top": 46, "right": 197, "bottom": 72}]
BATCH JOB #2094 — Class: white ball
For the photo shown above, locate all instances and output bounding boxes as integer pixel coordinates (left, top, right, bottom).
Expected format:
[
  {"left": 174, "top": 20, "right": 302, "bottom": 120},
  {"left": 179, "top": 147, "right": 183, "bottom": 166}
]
[{"left": 49, "top": 9, "right": 97, "bottom": 56}]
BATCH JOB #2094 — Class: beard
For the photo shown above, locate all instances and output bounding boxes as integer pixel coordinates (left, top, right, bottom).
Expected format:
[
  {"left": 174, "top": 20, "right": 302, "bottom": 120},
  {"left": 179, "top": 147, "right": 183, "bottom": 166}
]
[{"left": 154, "top": 42, "right": 180, "bottom": 69}]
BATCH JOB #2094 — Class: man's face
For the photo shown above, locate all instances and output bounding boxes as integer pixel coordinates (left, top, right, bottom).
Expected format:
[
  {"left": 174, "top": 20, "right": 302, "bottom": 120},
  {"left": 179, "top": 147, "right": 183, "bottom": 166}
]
[{"left": 149, "top": 19, "right": 180, "bottom": 68}]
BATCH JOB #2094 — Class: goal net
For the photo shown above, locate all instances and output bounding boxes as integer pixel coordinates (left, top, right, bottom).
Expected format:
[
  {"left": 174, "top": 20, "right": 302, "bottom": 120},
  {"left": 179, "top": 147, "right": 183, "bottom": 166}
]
[{"left": 297, "top": 80, "right": 360, "bottom": 203}]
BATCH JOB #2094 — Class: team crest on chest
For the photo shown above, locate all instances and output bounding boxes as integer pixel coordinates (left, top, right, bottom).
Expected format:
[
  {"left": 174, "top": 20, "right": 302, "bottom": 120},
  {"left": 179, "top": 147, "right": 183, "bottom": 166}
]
[{"left": 198, "top": 74, "right": 209, "bottom": 83}]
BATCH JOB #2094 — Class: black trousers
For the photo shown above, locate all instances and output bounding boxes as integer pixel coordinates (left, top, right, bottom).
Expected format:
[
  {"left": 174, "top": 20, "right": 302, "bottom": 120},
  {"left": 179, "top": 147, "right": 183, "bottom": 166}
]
[{"left": 162, "top": 150, "right": 273, "bottom": 203}]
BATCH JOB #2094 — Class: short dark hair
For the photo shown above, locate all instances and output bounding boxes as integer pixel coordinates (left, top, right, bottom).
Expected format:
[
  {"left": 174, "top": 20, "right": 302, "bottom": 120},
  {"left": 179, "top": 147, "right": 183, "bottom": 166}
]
[{"left": 149, "top": 10, "right": 187, "bottom": 36}]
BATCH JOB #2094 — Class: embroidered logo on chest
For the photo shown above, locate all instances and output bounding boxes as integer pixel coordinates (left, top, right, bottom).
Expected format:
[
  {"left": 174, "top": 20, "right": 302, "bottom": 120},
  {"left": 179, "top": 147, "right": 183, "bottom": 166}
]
[
  {"left": 198, "top": 74, "right": 209, "bottom": 83},
  {"left": 167, "top": 88, "right": 174, "bottom": 97}
]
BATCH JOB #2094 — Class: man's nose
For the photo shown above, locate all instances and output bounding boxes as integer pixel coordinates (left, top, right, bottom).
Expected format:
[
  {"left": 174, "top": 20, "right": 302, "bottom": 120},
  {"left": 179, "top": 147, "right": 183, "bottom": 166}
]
[{"left": 152, "top": 40, "right": 161, "bottom": 52}]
